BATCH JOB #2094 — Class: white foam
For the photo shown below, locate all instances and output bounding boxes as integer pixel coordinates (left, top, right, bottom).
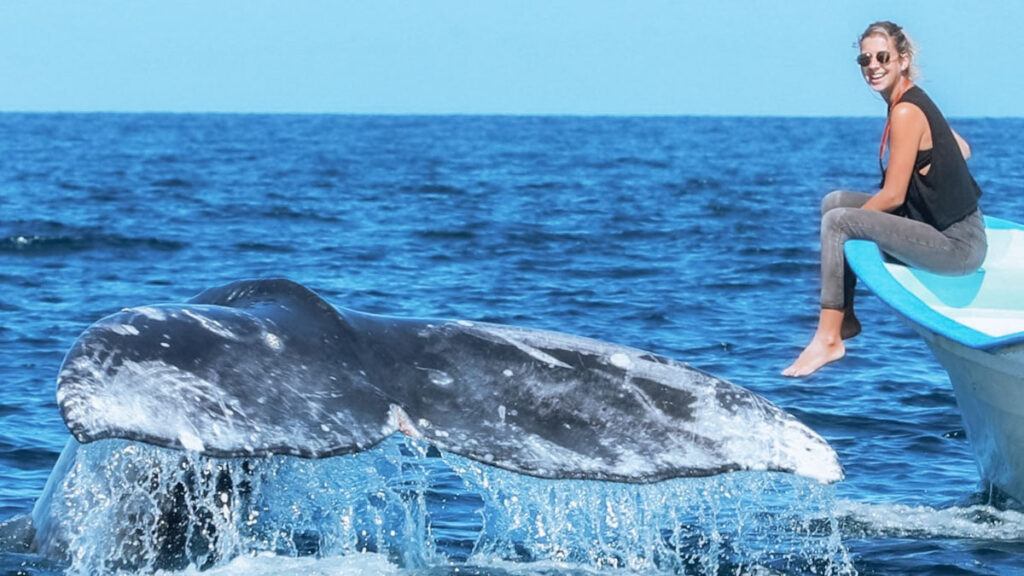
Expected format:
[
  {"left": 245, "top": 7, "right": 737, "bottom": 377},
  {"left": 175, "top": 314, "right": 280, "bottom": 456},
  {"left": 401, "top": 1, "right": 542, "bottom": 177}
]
[
  {"left": 166, "top": 551, "right": 400, "bottom": 576},
  {"left": 836, "top": 499, "right": 1024, "bottom": 540}
]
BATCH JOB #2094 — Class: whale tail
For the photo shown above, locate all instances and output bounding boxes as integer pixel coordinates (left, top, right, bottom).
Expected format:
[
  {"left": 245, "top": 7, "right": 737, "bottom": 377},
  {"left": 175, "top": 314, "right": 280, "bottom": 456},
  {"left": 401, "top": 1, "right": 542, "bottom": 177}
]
[{"left": 54, "top": 278, "right": 843, "bottom": 484}]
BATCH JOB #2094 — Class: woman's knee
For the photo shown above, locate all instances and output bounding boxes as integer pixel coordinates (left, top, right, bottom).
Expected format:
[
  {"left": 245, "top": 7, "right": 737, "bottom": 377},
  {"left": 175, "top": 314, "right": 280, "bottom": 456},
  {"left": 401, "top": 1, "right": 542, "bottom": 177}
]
[
  {"left": 821, "top": 207, "right": 853, "bottom": 236},
  {"left": 821, "top": 190, "right": 847, "bottom": 215}
]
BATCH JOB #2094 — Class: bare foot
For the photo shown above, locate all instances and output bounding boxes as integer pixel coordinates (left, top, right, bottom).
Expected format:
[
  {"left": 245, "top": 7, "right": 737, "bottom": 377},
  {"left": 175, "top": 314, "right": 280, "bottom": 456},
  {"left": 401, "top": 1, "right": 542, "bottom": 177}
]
[
  {"left": 782, "top": 337, "right": 846, "bottom": 377},
  {"left": 841, "top": 309, "right": 862, "bottom": 340}
]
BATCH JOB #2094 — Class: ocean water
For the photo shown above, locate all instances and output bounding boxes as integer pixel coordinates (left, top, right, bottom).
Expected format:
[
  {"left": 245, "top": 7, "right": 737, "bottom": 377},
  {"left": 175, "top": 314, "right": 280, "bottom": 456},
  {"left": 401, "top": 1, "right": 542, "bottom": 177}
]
[{"left": 1, "top": 113, "right": 1023, "bottom": 575}]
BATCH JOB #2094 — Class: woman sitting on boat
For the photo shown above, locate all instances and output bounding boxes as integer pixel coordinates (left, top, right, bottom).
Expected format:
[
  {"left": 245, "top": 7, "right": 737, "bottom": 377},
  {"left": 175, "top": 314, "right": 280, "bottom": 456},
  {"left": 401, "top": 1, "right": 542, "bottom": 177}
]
[{"left": 783, "top": 21, "right": 987, "bottom": 377}]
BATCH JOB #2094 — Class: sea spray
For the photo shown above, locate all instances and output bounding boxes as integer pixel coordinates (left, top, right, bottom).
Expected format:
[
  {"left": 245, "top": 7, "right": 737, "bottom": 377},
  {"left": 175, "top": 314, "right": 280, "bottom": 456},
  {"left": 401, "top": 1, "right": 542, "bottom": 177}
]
[
  {"left": 445, "top": 450, "right": 853, "bottom": 574},
  {"left": 33, "top": 436, "right": 854, "bottom": 575},
  {"left": 34, "top": 438, "right": 438, "bottom": 574}
]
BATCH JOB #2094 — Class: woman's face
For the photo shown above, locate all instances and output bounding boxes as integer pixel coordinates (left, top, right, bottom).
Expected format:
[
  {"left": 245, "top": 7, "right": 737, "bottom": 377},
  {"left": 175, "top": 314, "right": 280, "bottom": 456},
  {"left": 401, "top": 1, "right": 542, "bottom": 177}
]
[{"left": 858, "top": 34, "right": 906, "bottom": 95}]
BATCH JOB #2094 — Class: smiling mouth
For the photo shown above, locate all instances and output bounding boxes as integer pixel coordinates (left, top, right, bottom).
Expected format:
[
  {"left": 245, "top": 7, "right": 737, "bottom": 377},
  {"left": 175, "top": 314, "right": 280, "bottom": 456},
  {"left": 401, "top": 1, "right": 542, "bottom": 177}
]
[{"left": 869, "top": 72, "right": 886, "bottom": 81}]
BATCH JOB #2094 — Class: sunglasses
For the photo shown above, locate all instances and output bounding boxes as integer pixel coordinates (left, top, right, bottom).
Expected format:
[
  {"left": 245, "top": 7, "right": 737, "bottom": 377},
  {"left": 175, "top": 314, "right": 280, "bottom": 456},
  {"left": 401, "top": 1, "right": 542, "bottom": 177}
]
[{"left": 857, "top": 51, "right": 892, "bottom": 67}]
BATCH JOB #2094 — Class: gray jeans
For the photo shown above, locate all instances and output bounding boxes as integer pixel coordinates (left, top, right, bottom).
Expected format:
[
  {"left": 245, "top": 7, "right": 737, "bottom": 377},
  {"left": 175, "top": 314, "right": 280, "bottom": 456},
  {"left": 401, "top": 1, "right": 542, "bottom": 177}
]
[{"left": 820, "top": 190, "right": 988, "bottom": 310}]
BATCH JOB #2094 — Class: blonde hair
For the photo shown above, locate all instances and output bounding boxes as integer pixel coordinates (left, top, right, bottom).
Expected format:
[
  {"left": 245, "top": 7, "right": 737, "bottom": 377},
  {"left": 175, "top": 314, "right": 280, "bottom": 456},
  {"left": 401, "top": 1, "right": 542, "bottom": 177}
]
[{"left": 860, "top": 21, "right": 918, "bottom": 80}]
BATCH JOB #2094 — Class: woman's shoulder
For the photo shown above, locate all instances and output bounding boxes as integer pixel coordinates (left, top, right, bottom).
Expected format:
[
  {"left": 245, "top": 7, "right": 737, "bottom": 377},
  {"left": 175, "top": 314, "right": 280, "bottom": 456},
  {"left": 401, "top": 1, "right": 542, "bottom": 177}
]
[
  {"left": 890, "top": 100, "right": 927, "bottom": 126},
  {"left": 895, "top": 86, "right": 944, "bottom": 124}
]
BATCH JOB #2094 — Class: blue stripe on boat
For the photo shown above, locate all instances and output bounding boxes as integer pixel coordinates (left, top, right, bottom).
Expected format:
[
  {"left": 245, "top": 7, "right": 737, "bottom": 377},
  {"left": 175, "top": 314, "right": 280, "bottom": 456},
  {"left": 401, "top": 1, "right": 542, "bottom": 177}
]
[{"left": 845, "top": 216, "right": 1024, "bottom": 351}]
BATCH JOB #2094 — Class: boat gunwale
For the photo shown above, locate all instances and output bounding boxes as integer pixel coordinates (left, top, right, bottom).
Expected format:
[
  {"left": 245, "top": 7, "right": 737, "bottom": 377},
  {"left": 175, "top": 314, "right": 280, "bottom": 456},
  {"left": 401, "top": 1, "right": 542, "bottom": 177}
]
[{"left": 845, "top": 215, "right": 1024, "bottom": 352}]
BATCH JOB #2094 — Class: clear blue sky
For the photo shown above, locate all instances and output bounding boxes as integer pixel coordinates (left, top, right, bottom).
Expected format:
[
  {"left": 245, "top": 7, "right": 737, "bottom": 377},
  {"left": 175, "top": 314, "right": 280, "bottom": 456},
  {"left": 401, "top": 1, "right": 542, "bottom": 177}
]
[{"left": 1, "top": 1, "right": 1020, "bottom": 117}]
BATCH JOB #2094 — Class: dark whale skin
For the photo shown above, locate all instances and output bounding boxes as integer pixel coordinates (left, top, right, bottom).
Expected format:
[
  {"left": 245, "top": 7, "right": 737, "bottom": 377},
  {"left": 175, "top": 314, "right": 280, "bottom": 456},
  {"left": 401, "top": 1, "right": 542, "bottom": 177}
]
[{"left": 56, "top": 278, "right": 842, "bottom": 484}]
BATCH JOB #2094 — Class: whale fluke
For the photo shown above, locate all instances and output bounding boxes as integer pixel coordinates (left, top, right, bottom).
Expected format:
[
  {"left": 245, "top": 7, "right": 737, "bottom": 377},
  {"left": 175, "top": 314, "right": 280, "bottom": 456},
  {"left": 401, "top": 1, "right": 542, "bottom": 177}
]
[{"left": 56, "top": 278, "right": 842, "bottom": 484}]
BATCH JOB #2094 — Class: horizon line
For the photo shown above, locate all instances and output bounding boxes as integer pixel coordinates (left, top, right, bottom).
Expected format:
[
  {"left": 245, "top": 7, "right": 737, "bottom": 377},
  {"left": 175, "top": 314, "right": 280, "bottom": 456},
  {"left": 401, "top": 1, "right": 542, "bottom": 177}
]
[{"left": 1, "top": 109, "right": 1020, "bottom": 121}]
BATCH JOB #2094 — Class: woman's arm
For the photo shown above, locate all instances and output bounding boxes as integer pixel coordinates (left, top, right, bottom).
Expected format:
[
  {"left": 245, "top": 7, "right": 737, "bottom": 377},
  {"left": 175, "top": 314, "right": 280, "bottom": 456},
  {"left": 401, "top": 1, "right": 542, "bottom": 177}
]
[
  {"left": 862, "top": 102, "right": 928, "bottom": 213},
  {"left": 952, "top": 128, "right": 972, "bottom": 160}
]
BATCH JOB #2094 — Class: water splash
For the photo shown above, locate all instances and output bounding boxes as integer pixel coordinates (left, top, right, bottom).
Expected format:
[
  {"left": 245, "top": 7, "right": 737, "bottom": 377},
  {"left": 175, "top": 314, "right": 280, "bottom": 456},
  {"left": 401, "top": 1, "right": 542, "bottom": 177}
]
[
  {"left": 447, "top": 452, "right": 852, "bottom": 574},
  {"left": 834, "top": 499, "right": 1024, "bottom": 540},
  {"left": 33, "top": 436, "right": 854, "bottom": 575},
  {"left": 161, "top": 552, "right": 401, "bottom": 576}
]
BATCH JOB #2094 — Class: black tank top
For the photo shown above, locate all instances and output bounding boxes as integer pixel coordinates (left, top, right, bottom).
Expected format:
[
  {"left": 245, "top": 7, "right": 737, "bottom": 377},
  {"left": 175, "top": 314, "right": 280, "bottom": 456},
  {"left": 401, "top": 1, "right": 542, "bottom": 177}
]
[{"left": 885, "top": 86, "right": 981, "bottom": 231}]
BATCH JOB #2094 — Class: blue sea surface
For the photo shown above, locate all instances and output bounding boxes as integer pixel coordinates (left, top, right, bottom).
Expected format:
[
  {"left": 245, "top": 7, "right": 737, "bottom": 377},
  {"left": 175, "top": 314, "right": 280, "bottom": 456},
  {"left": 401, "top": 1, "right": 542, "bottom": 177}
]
[{"left": 1, "top": 113, "right": 1023, "bottom": 575}]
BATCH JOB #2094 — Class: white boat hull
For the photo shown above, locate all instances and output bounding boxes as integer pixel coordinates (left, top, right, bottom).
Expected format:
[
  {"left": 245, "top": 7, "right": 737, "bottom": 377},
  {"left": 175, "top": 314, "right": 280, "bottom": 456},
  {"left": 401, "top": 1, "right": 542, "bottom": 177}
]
[{"left": 913, "top": 325, "right": 1024, "bottom": 502}]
